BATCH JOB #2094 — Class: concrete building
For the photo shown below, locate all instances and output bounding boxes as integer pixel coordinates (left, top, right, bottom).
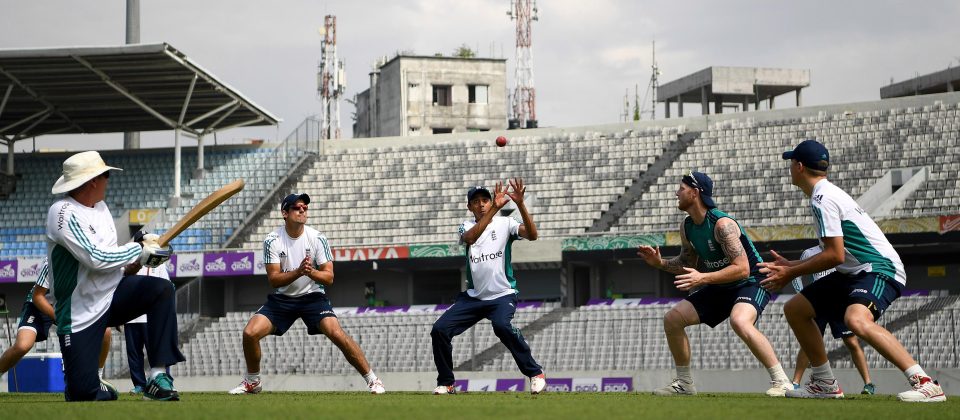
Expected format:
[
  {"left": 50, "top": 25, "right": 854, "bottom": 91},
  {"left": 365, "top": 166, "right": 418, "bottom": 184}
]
[
  {"left": 658, "top": 66, "right": 810, "bottom": 118},
  {"left": 352, "top": 55, "right": 508, "bottom": 138},
  {"left": 881, "top": 66, "right": 960, "bottom": 98}
]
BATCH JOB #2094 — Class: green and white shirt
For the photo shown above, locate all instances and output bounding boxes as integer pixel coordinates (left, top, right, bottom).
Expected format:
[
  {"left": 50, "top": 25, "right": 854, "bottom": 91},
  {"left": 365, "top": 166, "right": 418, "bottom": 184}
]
[
  {"left": 25, "top": 258, "right": 51, "bottom": 304},
  {"left": 46, "top": 197, "right": 142, "bottom": 334},
  {"left": 459, "top": 216, "right": 521, "bottom": 300},
  {"left": 264, "top": 225, "right": 332, "bottom": 297},
  {"left": 809, "top": 179, "right": 906, "bottom": 285}
]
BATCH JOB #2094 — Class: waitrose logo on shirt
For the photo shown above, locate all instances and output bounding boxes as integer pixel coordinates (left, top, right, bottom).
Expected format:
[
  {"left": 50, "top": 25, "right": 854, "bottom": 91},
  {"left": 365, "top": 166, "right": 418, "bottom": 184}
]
[{"left": 470, "top": 250, "right": 504, "bottom": 264}]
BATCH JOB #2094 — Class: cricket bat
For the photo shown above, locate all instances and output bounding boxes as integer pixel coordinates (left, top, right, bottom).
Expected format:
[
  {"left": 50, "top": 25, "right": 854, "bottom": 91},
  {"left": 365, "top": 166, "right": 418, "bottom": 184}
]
[{"left": 158, "top": 179, "right": 245, "bottom": 247}]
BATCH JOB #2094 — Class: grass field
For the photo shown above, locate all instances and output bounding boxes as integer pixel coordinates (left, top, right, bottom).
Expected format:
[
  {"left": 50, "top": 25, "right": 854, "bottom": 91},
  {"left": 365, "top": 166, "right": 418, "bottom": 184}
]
[{"left": 0, "top": 392, "right": 954, "bottom": 419}]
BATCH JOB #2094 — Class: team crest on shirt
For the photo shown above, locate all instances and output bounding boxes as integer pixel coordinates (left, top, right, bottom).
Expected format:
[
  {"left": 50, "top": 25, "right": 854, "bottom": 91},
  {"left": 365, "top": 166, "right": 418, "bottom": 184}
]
[
  {"left": 490, "top": 230, "right": 498, "bottom": 241},
  {"left": 88, "top": 225, "right": 96, "bottom": 234},
  {"left": 707, "top": 239, "right": 716, "bottom": 252}
]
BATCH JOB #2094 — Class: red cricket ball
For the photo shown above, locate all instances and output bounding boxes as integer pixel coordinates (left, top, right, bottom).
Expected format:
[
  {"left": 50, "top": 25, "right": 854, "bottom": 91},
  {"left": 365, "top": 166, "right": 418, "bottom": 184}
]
[{"left": 496, "top": 136, "right": 508, "bottom": 147}]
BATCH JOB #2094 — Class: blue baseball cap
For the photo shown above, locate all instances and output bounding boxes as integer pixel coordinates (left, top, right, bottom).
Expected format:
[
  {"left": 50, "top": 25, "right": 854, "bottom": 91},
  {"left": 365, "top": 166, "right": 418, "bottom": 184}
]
[
  {"left": 681, "top": 171, "right": 716, "bottom": 208},
  {"left": 281, "top": 193, "right": 310, "bottom": 211},
  {"left": 783, "top": 139, "right": 830, "bottom": 171},
  {"left": 466, "top": 186, "right": 492, "bottom": 202}
]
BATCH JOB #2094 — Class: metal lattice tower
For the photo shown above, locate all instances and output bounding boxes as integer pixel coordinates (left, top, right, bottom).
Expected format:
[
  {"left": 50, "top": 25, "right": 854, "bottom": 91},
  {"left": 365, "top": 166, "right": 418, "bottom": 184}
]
[
  {"left": 318, "top": 15, "right": 345, "bottom": 140},
  {"left": 508, "top": 0, "right": 538, "bottom": 129}
]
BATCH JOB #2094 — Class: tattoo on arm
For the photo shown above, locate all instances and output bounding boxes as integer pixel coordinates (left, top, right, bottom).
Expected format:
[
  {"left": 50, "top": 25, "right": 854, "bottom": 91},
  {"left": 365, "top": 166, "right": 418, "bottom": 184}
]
[
  {"left": 717, "top": 220, "right": 745, "bottom": 260},
  {"left": 661, "top": 240, "right": 698, "bottom": 274}
]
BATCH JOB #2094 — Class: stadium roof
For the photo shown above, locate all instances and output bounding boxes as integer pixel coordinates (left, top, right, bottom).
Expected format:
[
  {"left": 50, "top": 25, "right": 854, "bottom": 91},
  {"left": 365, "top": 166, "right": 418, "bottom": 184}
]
[
  {"left": 0, "top": 43, "right": 279, "bottom": 142},
  {"left": 880, "top": 66, "right": 960, "bottom": 99},
  {"left": 657, "top": 66, "right": 809, "bottom": 116}
]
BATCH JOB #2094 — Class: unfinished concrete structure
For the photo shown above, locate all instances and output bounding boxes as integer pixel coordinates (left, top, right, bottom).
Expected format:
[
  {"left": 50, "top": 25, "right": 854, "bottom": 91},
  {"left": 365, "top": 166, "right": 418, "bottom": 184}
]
[
  {"left": 352, "top": 55, "right": 508, "bottom": 138},
  {"left": 881, "top": 66, "right": 960, "bottom": 98},
  {"left": 657, "top": 66, "right": 810, "bottom": 118}
]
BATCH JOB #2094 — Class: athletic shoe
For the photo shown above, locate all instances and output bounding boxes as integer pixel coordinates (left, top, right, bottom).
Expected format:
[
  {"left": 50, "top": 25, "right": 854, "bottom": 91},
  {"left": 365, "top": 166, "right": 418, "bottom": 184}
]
[
  {"left": 897, "top": 375, "right": 945, "bottom": 403},
  {"left": 368, "top": 378, "right": 385, "bottom": 394},
  {"left": 99, "top": 378, "right": 119, "bottom": 400},
  {"left": 653, "top": 378, "right": 697, "bottom": 396},
  {"left": 530, "top": 373, "right": 546, "bottom": 394},
  {"left": 861, "top": 382, "right": 876, "bottom": 395},
  {"left": 143, "top": 373, "right": 180, "bottom": 401},
  {"left": 765, "top": 380, "right": 793, "bottom": 397},
  {"left": 433, "top": 385, "right": 457, "bottom": 395},
  {"left": 228, "top": 379, "right": 262, "bottom": 395},
  {"left": 785, "top": 377, "right": 844, "bottom": 399},
  {"left": 792, "top": 382, "right": 800, "bottom": 390},
  {"left": 130, "top": 385, "right": 144, "bottom": 395}
]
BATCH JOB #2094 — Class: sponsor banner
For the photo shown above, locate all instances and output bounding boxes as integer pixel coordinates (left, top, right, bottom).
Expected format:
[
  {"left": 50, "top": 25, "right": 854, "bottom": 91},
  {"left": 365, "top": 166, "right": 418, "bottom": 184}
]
[
  {"left": 17, "top": 257, "right": 45, "bottom": 284},
  {"left": 743, "top": 225, "right": 815, "bottom": 242},
  {"left": 0, "top": 260, "right": 16, "bottom": 283},
  {"left": 545, "top": 378, "right": 573, "bottom": 392},
  {"left": 128, "top": 208, "right": 160, "bottom": 224},
  {"left": 452, "top": 380, "right": 468, "bottom": 393},
  {"left": 877, "top": 217, "right": 939, "bottom": 234},
  {"left": 466, "top": 379, "right": 497, "bottom": 392},
  {"left": 254, "top": 250, "right": 267, "bottom": 275},
  {"left": 176, "top": 253, "right": 203, "bottom": 278},
  {"left": 165, "top": 254, "right": 177, "bottom": 278},
  {"left": 571, "top": 377, "right": 602, "bottom": 392},
  {"left": 203, "top": 252, "right": 254, "bottom": 277},
  {"left": 408, "top": 244, "right": 465, "bottom": 259},
  {"left": 333, "top": 246, "right": 409, "bottom": 261},
  {"left": 516, "top": 301, "right": 542, "bottom": 310},
  {"left": 601, "top": 377, "right": 633, "bottom": 392},
  {"left": 333, "top": 307, "right": 361, "bottom": 315},
  {"left": 562, "top": 234, "right": 665, "bottom": 252},
  {"left": 495, "top": 379, "right": 525, "bottom": 392},
  {"left": 939, "top": 214, "right": 960, "bottom": 234}
]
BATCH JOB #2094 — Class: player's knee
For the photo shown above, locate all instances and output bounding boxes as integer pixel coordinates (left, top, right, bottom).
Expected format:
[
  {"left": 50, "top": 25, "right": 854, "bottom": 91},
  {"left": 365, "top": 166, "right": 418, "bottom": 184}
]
[
  {"left": 242, "top": 326, "right": 263, "bottom": 342},
  {"left": 430, "top": 323, "right": 448, "bottom": 340},
  {"left": 11, "top": 340, "right": 32, "bottom": 356},
  {"left": 491, "top": 321, "right": 513, "bottom": 337},
  {"left": 663, "top": 309, "right": 685, "bottom": 332},
  {"left": 729, "top": 315, "right": 754, "bottom": 336},
  {"left": 843, "top": 314, "right": 870, "bottom": 336},
  {"left": 784, "top": 297, "right": 809, "bottom": 322}
]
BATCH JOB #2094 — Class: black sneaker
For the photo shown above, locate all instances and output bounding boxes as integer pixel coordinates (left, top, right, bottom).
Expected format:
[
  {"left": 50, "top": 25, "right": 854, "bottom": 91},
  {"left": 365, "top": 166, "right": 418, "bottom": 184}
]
[
  {"left": 100, "top": 378, "right": 119, "bottom": 401},
  {"left": 143, "top": 373, "right": 180, "bottom": 401}
]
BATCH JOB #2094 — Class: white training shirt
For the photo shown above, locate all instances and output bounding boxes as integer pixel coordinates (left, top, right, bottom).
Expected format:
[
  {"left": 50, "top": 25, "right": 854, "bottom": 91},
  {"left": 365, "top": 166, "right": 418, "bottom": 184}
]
[
  {"left": 128, "top": 264, "right": 171, "bottom": 324},
  {"left": 458, "top": 216, "right": 522, "bottom": 300},
  {"left": 46, "top": 197, "right": 142, "bottom": 334},
  {"left": 790, "top": 246, "right": 838, "bottom": 293},
  {"left": 263, "top": 225, "right": 332, "bottom": 297},
  {"left": 809, "top": 179, "right": 906, "bottom": 285},
  {"left": 26, "top": 258, "right": 51, "bottom": 305}
]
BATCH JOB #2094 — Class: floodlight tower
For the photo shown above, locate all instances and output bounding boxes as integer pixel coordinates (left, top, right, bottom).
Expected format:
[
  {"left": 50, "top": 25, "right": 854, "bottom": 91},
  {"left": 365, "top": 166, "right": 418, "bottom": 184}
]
[
  {"left": 508, "top": 0, "right": 538, "bottom": 129},
  {"left": 318, "top": 15, "right": 345, "bottom": 139}
]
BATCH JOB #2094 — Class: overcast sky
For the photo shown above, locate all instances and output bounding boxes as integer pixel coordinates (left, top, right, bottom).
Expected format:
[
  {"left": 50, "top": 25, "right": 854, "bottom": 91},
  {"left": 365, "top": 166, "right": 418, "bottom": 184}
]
[{"left": 2, "top": 0, "right": 958, "bottom": 152}]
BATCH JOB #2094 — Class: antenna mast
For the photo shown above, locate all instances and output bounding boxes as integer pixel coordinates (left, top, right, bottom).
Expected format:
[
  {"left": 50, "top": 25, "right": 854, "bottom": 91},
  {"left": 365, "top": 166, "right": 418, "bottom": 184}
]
[
  {"left": 318, "top": 15, "right": 345, "bottom": 139},
  {"left": 508, "top": 0, "right": 538, "bottom": 129}
]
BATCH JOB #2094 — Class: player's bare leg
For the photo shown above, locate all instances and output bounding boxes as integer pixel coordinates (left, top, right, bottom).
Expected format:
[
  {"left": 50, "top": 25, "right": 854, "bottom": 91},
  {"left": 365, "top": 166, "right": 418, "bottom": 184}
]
[
  {"left": 99, "top": 328, "right": 111, "bottom": 372},
  {"left": 784, "top": 295, "right": 843, "bottom": 398},
  {"left": 842, "top": 336, "right": 874, "bottom": 393},
  {"left": 0, "top": 329, "right": 38, "bottom": 374},
  {"left": 793, "top": 349, "right": 810, "bottom": 385},
  {"left": 728, "top": 303, "right": 791, "bottom": 395},
  {"left": 229, "top": 314, "right": 272, "bottom": 394},
  {"left": 843, "top": 304, "right": 914, "bottom": 370},
  {"left": 655, "top": 300, "right": 699, "bottom": 396},
  {"left": 318, "top": 317, "right": 384, "bottom": 394}
]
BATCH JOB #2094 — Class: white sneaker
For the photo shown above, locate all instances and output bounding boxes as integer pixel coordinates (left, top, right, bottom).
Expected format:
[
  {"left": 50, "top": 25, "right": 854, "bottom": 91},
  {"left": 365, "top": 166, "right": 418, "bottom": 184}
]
[
  {"left": 765, "top": 380, "right": 793, "bottom": 397},
  {"left": 785, "top": 377, "right": 844, "bottom": 399},
  {"left": 228, "top": 379, "right": 262, "bottom": 395},
  {"left": 530, "top": 373, "right": 546, "bottom": 394},
  {"left": 897, "top": 375, "right": 945, "bottom": 403},
  {"left": 653, "top": 378, "right": 697, "bottom": 396},
  {"left": 433, "top": 385, "right": 456, "bottom": 395},
  {"left": 368, "top": 378, "right": 385, "bottom": 394}
]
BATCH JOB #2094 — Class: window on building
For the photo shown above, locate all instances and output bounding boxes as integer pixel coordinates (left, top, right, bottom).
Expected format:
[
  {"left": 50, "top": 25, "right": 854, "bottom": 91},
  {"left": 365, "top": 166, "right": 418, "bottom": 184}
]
[
  {"left": 409, "top": 83, "right": 420, "bottom": 101},
  {"left": 468, "top": 84, "right": 488, "bottom": 104},
  {"left": 432, "top": 84, "right": 452, "bottom": 106},
  {"left": 432, "top": 127, "right": 453, "bottom": 134}
]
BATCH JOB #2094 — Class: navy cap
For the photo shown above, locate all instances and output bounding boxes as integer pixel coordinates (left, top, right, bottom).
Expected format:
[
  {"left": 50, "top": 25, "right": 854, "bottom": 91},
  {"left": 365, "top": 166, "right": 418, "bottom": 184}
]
[
  {"left": 466, "top": 186, "right": 492, "bottom": 202},
  {"left": 783, "top": 139, "right": 830, "bottom": 171},
  {"left": 682, "top": 171, "right": 716, "bottom": 208},
  {"left": 281, "top": 193, "right": 310, "bottom": 211}
]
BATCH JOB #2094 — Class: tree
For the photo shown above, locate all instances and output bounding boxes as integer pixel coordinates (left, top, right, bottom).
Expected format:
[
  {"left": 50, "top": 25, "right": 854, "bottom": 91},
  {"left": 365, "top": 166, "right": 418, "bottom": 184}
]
[{"left": 453, "top": 44, "right": 476, "bottom": 58}]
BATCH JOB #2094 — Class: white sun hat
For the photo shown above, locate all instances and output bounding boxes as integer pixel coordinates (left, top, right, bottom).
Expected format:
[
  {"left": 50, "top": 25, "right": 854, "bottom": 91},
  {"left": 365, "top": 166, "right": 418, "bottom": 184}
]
[{"left": 51, "top": 151, "right": 123, "bottom": 194}]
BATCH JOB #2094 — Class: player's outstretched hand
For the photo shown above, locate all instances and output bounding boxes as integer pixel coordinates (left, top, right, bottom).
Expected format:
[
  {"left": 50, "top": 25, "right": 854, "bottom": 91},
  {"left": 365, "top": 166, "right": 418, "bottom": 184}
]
[
  {"left": 299, "top": 256, "right": 314, "bottom": 276},
  {"left": 493, "top": 181, "right": 510, "bottom": 209},
  {"left": 637, "top": 245, "right": 662, "bottom": 268},
  {"left": 757, "top": 261, "right": 789, "bottom": 291},
  {"left": 507, "top": 178, "right": 526, "bottom": 205},
  {"left": 674, "top": 267, "right": 705, "bottom": 291}
]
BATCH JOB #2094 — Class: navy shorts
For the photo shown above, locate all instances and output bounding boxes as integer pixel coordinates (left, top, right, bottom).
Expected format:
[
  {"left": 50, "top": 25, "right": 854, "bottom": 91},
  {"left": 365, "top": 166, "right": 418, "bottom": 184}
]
[
  {"left": 685, "top": 280, "right": 771, "bottom": 328},
  {"left": 816, "top": 317, "right": 853, "bottom": 340},
  {"left": 800, "top": 271, "right": 902, "bottom": 324},
  {"left": 256, "top": 293, "right": 337, "bottom": 336},
  {"left": 17, "top": 301, "right": 54, "bottom": 343}
]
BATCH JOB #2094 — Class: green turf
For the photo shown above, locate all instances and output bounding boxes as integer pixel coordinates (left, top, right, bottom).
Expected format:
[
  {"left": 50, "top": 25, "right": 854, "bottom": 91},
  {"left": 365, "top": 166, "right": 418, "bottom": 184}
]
[{"left": 0, "top": 392, "right": 954, "bottom": 419}]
